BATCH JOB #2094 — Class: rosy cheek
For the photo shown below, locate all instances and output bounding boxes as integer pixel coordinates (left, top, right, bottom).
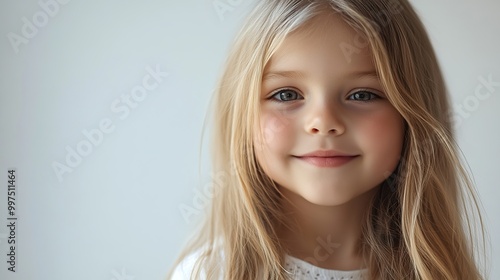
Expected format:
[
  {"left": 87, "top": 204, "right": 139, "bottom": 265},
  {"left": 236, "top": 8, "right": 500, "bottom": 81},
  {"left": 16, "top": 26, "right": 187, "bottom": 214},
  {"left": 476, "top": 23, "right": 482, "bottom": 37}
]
[
  {"left": 362, "top": 110, "right": 404, "bottom": 152},
  {"left": 260, "top": 111, "right": 292, "bottom": 145},
  {"left": 253, "top": 111, "right": 289, "bottom": 171}
]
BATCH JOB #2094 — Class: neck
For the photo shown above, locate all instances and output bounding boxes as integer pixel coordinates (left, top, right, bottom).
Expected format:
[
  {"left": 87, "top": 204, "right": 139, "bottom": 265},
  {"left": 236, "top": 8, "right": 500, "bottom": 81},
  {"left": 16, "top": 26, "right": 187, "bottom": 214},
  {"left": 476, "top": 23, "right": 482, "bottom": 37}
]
[{"left": 278, "top": 187, "right": 378, "bottom": 270}]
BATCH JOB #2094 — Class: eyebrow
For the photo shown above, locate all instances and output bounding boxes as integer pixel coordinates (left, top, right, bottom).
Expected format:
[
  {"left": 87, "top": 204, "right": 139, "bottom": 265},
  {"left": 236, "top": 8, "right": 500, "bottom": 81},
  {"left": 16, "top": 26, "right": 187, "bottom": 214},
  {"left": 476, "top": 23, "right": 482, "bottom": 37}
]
[
  {"left": 262, "top": 70, "right": 379, "bottom": 81},
  {"left": 263, "top": 70, "right": 307, "bottom": 80}
]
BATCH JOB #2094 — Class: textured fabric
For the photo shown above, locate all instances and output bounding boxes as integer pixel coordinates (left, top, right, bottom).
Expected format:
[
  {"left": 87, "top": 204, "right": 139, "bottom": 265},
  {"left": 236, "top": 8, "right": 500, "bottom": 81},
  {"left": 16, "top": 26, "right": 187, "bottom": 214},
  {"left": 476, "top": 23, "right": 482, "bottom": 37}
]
[
  {"left": 284, "top": 255, "right": 367, "bottom": 280},
  {"left": 171, "top": 253, "right": 367, "bottom": 280}
]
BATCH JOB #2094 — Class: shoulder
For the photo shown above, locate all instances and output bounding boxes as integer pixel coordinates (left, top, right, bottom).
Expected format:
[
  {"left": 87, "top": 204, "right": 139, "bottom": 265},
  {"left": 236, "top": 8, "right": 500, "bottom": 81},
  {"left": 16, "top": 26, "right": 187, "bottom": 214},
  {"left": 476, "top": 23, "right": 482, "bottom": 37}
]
[
  {"left": 171, "top": 251, "right": 203, "bottom": 280},
  {"left": 171, "top": 240, "right": 225, "bottom": 280}
]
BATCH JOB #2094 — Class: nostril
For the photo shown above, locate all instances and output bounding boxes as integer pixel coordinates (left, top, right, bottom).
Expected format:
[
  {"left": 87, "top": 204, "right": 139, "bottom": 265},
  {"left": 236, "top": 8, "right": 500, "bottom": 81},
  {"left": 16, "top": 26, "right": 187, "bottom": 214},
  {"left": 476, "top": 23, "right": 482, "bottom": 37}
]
[{"left": 310, "top": 127, "right": 341, "bottom": 135}]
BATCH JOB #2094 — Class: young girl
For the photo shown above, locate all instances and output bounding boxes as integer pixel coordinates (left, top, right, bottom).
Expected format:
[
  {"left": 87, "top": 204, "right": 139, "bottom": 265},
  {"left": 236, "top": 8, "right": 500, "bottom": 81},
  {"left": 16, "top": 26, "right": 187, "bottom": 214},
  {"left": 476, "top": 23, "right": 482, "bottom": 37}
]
[{"left": 169, "top": 0, "right": 487, "bottom": 279}]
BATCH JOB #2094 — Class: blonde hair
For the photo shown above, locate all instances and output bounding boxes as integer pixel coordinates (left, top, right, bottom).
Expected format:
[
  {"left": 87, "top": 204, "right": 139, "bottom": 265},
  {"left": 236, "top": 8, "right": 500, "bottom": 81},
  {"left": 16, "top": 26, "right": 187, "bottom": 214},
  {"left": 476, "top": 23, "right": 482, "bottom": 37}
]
[{"left": 168, "top": 0, "right": 487, "bottom": 279}]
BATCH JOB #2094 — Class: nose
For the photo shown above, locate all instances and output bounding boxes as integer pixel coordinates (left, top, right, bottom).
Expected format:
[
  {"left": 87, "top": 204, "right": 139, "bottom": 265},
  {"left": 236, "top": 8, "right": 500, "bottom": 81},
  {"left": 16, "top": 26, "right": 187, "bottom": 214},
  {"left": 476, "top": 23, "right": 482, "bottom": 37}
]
[{"left": 305, "top": 101, "right": 345, "bottom": 136}]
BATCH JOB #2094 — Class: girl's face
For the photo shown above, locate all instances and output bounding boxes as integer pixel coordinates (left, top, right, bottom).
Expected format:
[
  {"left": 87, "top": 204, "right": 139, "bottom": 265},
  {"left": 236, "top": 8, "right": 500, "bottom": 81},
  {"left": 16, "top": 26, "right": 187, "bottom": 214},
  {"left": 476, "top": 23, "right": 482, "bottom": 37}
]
[{"left": 254, "top": 13, "right": 404, "bottom": 206}]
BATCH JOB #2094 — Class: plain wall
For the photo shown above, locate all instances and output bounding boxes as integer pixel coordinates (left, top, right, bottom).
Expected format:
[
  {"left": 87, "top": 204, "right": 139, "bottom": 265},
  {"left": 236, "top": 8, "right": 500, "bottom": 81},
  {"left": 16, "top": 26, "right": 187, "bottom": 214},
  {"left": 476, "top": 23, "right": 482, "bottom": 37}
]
[{"left": 0, "top": 0, "right": 498, "bottom": 279}]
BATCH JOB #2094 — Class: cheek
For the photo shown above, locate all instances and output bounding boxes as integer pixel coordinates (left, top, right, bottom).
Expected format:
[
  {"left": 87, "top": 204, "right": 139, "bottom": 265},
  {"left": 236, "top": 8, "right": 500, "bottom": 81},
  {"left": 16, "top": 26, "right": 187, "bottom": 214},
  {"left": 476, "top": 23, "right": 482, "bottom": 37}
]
[
  {"left": 257, "top": 110, "right": 295, "bottom": 149},
  {"left": 253, "top": 109, "right": 296, "bottom": 172},
  {"left": 359, "top": 109, "right": 404, "bottom": 165}
]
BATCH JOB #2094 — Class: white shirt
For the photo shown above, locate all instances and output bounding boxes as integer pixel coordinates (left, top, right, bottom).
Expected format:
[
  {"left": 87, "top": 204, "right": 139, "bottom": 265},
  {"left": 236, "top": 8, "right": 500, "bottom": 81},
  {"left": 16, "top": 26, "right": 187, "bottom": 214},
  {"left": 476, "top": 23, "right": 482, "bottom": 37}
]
[{"left": 171, "top": 253, "right": 367, "bottom": 280}]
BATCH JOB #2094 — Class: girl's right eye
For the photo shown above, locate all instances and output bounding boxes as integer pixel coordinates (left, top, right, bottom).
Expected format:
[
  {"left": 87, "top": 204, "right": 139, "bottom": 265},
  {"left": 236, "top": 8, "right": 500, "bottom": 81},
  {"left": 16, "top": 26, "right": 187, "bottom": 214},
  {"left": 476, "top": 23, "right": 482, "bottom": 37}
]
[{"left": 269, "top": 89, "right": 303, "bottom": 102}]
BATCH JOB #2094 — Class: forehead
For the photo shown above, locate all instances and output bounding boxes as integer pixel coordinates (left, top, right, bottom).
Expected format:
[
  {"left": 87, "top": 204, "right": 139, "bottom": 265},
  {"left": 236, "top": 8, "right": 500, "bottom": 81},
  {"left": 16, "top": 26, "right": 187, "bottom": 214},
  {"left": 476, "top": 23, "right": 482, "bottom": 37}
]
[{"left": 264, "top": 12, "right": 375, "bottom": 79}]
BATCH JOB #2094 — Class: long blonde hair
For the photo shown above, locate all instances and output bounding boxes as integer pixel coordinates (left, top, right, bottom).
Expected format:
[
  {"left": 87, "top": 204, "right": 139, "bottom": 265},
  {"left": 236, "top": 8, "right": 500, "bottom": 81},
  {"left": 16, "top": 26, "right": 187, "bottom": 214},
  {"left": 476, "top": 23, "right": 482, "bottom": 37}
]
[{"left": 168, "top": 0, "right": 487, "bottom": 279}]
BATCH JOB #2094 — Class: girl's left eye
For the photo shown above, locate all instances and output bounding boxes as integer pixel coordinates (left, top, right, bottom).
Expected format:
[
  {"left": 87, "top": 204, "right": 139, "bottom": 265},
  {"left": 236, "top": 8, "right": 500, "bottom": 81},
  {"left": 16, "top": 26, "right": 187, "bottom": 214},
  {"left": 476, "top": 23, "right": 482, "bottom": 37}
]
[
  {"left": 269, "top": 89, "right": 303, "bottom": 102},
  {"left": 347, "top": 90, "right": 379, "bottom": 101}
]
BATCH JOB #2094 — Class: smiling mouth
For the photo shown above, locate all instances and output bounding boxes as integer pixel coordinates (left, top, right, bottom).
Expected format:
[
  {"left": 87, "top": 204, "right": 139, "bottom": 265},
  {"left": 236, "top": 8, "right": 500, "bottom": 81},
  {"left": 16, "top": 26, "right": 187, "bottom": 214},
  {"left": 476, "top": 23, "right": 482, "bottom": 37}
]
[{"left": 293, "top": 155, "right": 358, "bottom": 168}]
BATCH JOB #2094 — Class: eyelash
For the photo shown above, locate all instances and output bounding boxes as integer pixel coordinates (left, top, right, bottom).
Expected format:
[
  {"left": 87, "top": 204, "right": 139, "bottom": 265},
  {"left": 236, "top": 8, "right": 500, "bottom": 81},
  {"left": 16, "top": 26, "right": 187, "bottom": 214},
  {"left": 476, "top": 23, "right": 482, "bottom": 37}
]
[{"left": 268, "top": 88, "right": 381, "bottom": 103}]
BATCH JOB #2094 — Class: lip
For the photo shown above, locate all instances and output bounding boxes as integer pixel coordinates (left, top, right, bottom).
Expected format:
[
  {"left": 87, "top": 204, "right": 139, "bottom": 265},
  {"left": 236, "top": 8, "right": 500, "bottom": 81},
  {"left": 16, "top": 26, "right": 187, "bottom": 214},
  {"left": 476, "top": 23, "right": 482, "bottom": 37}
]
[
  {"left": 294, "top": 150, "right": 358, "bottom": 168},
  {"left": 297, "top": 150, "right": 355, "bottom": 157}
]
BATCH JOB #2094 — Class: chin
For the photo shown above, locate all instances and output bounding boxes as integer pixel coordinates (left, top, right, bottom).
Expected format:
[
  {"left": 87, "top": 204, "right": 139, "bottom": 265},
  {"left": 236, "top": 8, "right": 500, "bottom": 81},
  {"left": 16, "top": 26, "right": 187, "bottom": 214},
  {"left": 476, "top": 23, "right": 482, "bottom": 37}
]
[
  {"left": 300, "top": 186, "right": 380, "bottom": 207},
  {"left": 304, "top": 194, "right": 355, "bottom": 207}
]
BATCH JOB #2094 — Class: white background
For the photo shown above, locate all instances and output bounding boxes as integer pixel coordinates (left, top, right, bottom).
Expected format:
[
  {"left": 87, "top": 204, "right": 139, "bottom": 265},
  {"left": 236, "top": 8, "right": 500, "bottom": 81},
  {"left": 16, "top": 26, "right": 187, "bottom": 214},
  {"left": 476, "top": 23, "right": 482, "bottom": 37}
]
[{"left": 0, "top": 1, "right": 498, "bottom": 279}]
